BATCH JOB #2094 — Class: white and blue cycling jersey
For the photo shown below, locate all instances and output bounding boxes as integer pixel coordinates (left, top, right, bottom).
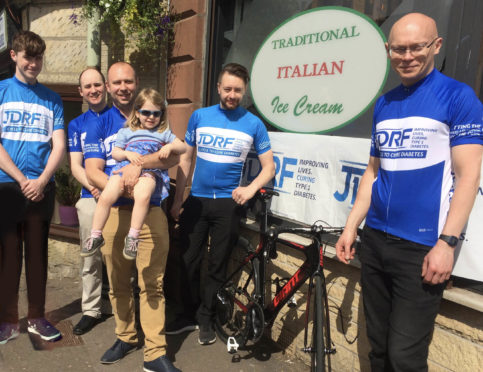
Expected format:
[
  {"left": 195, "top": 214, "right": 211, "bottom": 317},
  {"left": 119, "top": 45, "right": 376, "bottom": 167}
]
[
  {"left": 186, "top": 104, "right": 271, "bottom": 198},
  {"left": 0, "top": 76, "right": 64, "bottom": 183},
  {"left": 68, "top": 106, "right": 109, "bottom": 198},
  {"left": 367, "top": 69, "right": 483, "bottom": 246}
]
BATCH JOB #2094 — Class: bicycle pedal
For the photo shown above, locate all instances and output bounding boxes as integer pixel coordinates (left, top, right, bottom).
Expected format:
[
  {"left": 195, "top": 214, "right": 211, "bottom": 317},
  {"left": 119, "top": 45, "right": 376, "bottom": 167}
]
[{"left": 227, "top": 336, "right": 239, "bottom": 354}]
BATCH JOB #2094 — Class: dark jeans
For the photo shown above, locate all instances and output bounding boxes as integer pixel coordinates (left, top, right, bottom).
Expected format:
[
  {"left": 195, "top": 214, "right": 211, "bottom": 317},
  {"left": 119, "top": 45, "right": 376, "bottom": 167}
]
[
  {"left": 359, "top": 225, "right": 446, "bottom": 372},
  {"left": 0, "top": 182, "right": 55, "bottom": 323},
  {"left": 179, "top": 195, "right": 242, "bottom": 326}
]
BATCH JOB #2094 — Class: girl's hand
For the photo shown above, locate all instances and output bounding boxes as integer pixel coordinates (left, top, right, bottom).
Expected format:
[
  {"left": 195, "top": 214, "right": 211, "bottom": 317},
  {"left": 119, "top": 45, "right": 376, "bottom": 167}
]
[
  {"left": 89, "top": 185, "right": 101, "bottom": 199},
  {"left": 158, "top": 144, "right": 172, "bottom": 159},
  {"left": 125, "top": 151, "right": 143, "bottom": 166}
]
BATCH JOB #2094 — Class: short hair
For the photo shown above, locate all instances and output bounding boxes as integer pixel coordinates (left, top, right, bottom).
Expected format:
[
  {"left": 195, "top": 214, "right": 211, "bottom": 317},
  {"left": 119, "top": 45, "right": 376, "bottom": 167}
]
[
  {"left": 78, "top": 67, "right": 106, "bottom": 86},
  {"left": 107, "top": 61, "right": 137, "bottom": 82},
  {"left": 126, "top": 88, "right": 168, "bottom": 133},
  {"left": 12, "top": 30, "right": 46, "bottom": 56},
  {"left": 218, "top": 63, "right": 250, "bottom": 85}
]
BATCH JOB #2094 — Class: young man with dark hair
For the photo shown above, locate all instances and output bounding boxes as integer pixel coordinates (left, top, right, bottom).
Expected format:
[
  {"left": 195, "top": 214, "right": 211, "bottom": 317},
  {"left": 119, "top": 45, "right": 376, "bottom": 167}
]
[
  {"left": 69, "top": 67, "right": 110, "bottom": 335},
  {"left": 0, "top": 30, "right": 65, "bottom": 344},
  {"left": 170, "top": 62, "right": 275, "bottom": 345}
]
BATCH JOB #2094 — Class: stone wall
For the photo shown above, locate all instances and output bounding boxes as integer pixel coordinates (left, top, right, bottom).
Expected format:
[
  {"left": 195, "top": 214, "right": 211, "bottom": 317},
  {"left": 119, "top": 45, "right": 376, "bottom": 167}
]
[
  {"left": 23, "top": 1, "right": 165, "bottom": 91},
  {"left": 26, "top": 1, "right": 86, "bottom": 85},
  {"left": 238, "top": 226, "right": 483, "bottom": 372},
  {"left": 48, "top": 236, "right": 80, "bottom": 281}
]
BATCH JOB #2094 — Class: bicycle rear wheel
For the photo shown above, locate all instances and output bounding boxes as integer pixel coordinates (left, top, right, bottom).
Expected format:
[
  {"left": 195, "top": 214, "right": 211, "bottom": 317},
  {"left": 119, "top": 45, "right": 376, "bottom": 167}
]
[
  {"left": 214, "top": 236, "right": 264, "bottom": 349},
  {"left": 311, "top": 274, "right": 326, "bottom": 372}
]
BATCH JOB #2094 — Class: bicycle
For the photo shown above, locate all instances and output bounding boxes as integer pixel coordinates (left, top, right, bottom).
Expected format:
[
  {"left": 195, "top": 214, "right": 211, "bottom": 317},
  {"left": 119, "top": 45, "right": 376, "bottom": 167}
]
[{"left": 214, "top": 189, "right": 346, "bottom": 372}]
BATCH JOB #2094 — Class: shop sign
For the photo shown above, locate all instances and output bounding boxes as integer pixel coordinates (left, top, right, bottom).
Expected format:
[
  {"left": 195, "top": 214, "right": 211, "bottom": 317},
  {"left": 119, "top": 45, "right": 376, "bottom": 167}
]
[{"left": 250, "top": 6, "right": 389, "bottom": 133}]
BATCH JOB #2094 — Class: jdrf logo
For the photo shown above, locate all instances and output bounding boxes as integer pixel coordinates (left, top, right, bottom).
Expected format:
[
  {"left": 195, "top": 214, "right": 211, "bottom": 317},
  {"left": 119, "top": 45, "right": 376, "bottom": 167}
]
[
  {"left": 3, "top": 110, "right": 42, "bottom": 125},
  {"left": 244, "top": 152, "right": 296, "bottom": 189},
  {"left": 376, "top": 128, "right": 412, "bottom": 147},
  {"left": 198, "top": 133, "right": 235, "bottom": 148},
  {"left": 334, "top": 161, "right": 365, "bottom": 205}
]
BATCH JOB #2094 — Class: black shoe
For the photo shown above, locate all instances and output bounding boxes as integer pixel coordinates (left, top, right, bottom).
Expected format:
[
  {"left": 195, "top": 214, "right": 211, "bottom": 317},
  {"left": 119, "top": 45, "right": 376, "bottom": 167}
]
[
  {"left": 143, "top": 355, "right": 181, "bottom": 372},
  {"left": 73, "top": 315, "right": 99, "bottom": 335},
  {"left": 165, "top": 318, "right": 198, "bottom": 335},
  {"left": 100, "top": 338, "right": 138, "bottom": 364},
  {"left": 198, "top": 324, "right": 216, "bottom": 345}
]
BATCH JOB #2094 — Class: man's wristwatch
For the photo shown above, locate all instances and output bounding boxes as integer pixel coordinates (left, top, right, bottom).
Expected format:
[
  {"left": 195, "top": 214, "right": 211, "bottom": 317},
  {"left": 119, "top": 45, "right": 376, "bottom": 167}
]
[{"left": 438, "top": 234, "right": 459, "bottom": 247}]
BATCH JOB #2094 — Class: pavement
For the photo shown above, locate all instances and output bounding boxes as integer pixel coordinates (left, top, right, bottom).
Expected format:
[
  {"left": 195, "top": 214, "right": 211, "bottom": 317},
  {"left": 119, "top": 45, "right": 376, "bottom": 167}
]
[{"left": 0, "top": 275, "right": 308, "bottom": 372}]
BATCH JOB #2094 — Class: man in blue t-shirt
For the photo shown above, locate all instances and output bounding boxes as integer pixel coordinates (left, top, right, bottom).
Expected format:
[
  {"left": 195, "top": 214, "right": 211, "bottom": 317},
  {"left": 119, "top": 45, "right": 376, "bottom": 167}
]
[
  {"left": 68, "top": 67, "right": 110, "bottom": 336},
  {"left": 336, "top": 13, "right": 482, "bottom": 371},
  {"left": 84, "top": 62, "right": 181, "bottom": 372},
  {"left": 170, "top": 63, "right": 275, "bottom": 345},
  {"left": 0, "top": 31, "right": 65, "bottom": 344}
]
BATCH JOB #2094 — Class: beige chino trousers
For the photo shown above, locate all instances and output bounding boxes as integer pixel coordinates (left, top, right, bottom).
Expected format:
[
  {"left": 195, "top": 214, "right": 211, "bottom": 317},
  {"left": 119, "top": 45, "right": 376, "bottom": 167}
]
[{"left": 101, "top": 206, "right": 169, "bottom": 361}]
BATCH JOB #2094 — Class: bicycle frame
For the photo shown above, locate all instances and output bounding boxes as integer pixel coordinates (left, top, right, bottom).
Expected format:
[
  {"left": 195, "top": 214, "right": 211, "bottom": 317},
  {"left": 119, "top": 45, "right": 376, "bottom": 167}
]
[{"left": 222, "top": 189, "right": 343, "bottom": 328}]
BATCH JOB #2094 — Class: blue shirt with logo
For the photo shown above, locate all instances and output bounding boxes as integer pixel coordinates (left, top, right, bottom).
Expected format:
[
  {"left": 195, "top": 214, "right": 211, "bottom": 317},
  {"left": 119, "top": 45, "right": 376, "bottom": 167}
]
[
  {"left": 84, "top": 106, "right": 168, "bottom": 205},
  {"left": 84, "top": 105, "right": 125, "bottom": 177},
  {"left": 367, "top": 69, "right": 483, "bottom": 246},
  {"left": 186, "top": 104, "right": 271, "bottom": 198},
  {"left": 0, "top": 76, "right": 64, "bottom": 183},
  {"left": 68, "top": 106, "right": 109, "bottom": 198}
]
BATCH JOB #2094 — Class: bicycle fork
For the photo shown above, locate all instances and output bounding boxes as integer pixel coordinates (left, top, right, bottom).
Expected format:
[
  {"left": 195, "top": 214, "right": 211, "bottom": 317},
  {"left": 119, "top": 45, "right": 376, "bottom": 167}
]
[{"left": 301, "top": 274, "right": 336, "bottom": 356}]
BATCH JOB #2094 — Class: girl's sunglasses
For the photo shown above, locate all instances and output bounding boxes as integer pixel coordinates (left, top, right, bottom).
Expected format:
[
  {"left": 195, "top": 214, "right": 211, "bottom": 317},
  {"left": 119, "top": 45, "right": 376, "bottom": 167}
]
[{"left": 138, "top": 109, "right": 163, "bottom": 118}]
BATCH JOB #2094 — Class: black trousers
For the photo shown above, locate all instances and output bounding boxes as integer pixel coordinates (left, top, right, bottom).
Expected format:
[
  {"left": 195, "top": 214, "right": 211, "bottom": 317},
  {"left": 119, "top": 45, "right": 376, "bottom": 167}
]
[
  {"left": 178, "top": 195, "right": 242, "bottom": 326},
  {"left": 0, "top": 182, "right": 55, "bottom": 323},
  {"left": 359, "top": 225, "right": 446, "bottom": 372}
]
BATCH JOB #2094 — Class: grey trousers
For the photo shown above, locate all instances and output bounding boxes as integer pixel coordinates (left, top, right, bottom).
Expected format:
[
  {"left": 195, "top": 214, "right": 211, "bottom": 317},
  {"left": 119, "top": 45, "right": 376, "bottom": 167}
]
[{"left": 76, "top": 197, "right": 110, "bottom": 317}]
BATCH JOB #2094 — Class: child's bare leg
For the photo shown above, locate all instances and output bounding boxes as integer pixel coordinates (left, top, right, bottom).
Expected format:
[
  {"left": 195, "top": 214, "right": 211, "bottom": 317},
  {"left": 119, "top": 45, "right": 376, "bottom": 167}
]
[
  {"left": 123, "top": 175, "right": 156, "bottom": 260},
  {"left": 130, "top": 174, "right": 156, "bottom": 231},
  {"left": 91, "top": 175, "right": 124, "bottom": 231}
]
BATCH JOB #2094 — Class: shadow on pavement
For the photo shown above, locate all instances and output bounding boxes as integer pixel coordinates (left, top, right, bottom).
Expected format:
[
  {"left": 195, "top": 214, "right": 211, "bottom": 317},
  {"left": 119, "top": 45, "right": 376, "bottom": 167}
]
[{"left": 166, "top": 332, "right": 194, "bottom": 362}]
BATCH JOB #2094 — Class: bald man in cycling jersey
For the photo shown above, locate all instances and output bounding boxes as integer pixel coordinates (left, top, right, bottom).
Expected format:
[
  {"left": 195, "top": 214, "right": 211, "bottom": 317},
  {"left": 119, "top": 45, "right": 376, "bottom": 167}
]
[{"left": 336, "top": 13, "right": 482, "bottom": 371}]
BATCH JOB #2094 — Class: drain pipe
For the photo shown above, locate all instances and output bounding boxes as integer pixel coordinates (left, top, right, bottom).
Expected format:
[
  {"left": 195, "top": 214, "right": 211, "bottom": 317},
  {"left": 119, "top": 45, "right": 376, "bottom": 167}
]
[{"left": 86, "top": 9, "right": 101, "bottom": 68}]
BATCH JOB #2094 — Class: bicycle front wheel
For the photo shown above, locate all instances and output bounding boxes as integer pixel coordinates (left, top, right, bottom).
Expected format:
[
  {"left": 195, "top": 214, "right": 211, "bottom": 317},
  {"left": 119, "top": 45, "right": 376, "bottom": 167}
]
[
  {"left": 214, "top": 236, "right": 264, "bottom": 349},
  {"left": 312, "top": 274, "right": 326, "bottom": 372}
]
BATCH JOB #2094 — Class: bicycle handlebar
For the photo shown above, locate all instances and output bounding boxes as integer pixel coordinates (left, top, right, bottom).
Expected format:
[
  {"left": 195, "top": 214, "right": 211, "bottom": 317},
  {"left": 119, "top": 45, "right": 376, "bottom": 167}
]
[
  {"left": 257, "top": 188, "right": 279, "bottom": 199},
  {"left": 269, "top": 224, "right": 344, "bottom": 241},
  {"left": 253, "top": 188, "right": 363, "bottom": 242}
]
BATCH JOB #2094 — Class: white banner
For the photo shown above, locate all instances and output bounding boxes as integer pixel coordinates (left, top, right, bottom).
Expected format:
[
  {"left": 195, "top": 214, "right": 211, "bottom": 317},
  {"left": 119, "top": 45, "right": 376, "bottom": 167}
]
[
  {"left": 243, "top": 132, "right": 483, "bottom": 281},
  {"left": 244, "top": 132, "right": 369, "bottom": 226}
]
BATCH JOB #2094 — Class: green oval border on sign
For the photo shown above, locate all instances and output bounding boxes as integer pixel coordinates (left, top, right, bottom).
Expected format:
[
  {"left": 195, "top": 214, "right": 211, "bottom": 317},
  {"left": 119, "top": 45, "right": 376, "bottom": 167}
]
[{"left": 249, "top": 6, "right": 390, "bottom": 134}]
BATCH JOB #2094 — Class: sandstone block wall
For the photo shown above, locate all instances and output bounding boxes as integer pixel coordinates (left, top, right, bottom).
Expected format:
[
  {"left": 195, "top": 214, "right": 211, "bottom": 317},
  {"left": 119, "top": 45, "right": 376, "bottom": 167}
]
[
  {"left": 238, "top": 226, "right": 483, "bottom": 372},
  {"left": 27, "top": 1, "right": 86, "bottom": 85},
  {"left": 48, "top": 237, "right": 81, "bottom": 281}
]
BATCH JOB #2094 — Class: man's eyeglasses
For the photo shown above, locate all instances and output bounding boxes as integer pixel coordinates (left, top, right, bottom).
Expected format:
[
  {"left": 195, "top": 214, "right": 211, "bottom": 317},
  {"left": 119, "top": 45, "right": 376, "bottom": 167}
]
[
  {"left": 389, "top": 37, "right": 439, "bottom": 57},
  {"left": 138, "top": 109, "right": 163, "bottom": 118}
]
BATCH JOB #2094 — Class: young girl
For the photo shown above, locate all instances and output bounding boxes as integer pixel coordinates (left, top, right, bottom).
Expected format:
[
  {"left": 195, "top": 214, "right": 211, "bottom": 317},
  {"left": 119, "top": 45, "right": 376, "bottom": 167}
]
[{"left": 81, "top": 88, "right": 185, "bottom": 260}]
